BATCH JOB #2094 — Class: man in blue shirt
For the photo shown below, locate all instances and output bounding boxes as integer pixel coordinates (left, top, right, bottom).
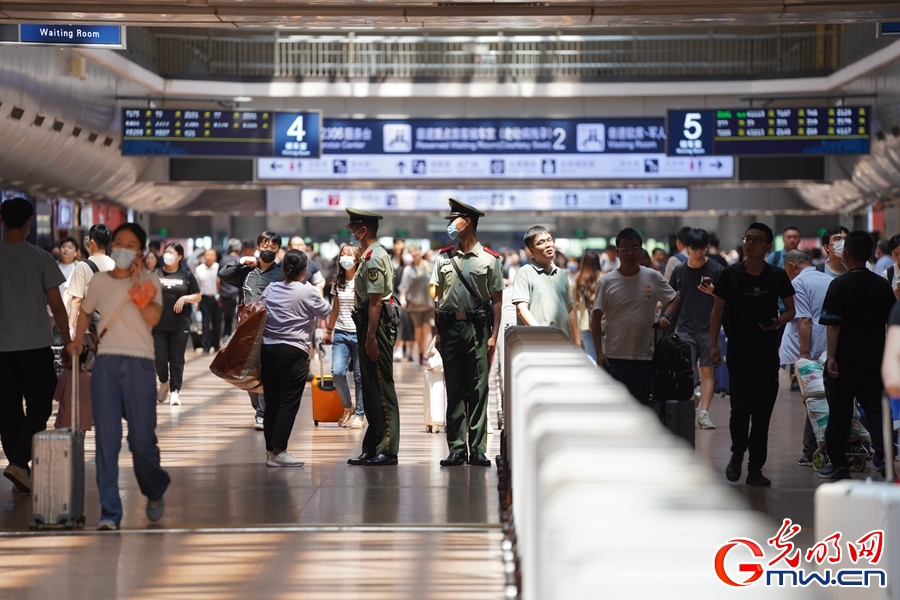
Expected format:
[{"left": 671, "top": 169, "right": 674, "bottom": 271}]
[{"left": 767, "top": 226, "right": 801, "bottom": 268}]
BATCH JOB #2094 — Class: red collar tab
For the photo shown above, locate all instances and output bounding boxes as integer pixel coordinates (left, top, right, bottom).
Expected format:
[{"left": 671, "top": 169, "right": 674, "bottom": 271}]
[
  {"left": 365, "top": 250, "right": 373, "bottom": 259},
  {"left": 439, "top": 245, "right": 455, "bottom": 254},
  {"left": 484, "top": 246, "right": 500, "bottom": 258}
]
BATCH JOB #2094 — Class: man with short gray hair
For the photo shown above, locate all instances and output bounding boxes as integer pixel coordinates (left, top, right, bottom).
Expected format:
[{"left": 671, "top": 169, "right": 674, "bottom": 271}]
[{"left": 780, "top": 249, "right": 833, "bottom": 467}]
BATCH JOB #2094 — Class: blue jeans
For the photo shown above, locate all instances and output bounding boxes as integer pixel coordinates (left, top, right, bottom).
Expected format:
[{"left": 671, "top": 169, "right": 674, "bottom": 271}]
[
  {"left": 580, "top": 329, "right": 596, "bottom": 363},
  {"left": 332, "top": 329, "right": 363, "bottom": 417},
  {"left": 91, "top": 355, "right": 170, "bottom": 525}
]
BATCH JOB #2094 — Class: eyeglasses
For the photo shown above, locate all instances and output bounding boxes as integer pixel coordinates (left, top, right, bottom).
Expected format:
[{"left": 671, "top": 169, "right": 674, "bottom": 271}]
[
  {"left": 532, "top": 237, "right": 554, "bottom": 248},
  {"left": 742, "top": 236, "right": 768, "bottom": 245},
  {"left": 617, "top": 246, "right": 643, "bottom": 254}
]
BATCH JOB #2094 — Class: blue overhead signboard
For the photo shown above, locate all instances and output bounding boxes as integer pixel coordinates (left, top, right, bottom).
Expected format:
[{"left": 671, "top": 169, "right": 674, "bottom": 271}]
[
  {"left": 321, "top": 118, "right": 667, "bottom": 155},
  {"left": 121, "top": 109, "right": 322, "bottom": 158},
  {"left": 11, "top": 24, "right": 126, "bottom": 48},
  {"left": 879, "top": 23, "right": 900, "bottom": 36},
  {"left": 667, "top": 107, "right": 870, "bottom": 156}
]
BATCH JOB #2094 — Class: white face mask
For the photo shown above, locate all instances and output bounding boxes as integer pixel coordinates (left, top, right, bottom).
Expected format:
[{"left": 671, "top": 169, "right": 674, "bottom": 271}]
[
  {"left": 402, "top": 254, "right": 413, "bottom": 266},
  {"left": 832, "top": 239, "right": 845, "bottom": 258},
  {"left": 163, "top": 253, "right": 178, "bottom": 266},
  {"left": 110, "top": 247, "right": 137, "bottom": 270},
  {"left": 339, "top": 255, "right": 356, "bottom": 269}
]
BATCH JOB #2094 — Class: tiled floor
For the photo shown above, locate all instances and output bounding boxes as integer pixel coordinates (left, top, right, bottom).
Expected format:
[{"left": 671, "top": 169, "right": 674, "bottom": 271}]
[{"left": 0, "top": 350, "right": 505, "bottom": 599}]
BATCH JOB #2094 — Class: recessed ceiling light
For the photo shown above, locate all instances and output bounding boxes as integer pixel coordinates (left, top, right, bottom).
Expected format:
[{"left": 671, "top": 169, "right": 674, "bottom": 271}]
[{"left": 233, "top": 96, "right": 253, "bottom": 103}]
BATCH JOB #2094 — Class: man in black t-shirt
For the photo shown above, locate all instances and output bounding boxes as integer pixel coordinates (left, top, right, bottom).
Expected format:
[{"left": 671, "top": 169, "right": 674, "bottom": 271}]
[
  {"left": 818, "top": 231, "right": 895, "bottom": 480},
  {"left": 710, "top": 223, "right": 796, "bottom": 486}
]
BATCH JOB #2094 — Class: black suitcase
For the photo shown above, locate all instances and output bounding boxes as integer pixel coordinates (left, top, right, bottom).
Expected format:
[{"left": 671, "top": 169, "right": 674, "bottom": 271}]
[{"left": 665, "top": 399, "right": 695, "bottom": 448}]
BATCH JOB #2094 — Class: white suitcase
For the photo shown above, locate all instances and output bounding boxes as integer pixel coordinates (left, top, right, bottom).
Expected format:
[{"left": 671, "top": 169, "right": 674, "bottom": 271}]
[
  {"left": 423, "top": 369, "right": 447, "bottom": 433},
  {"left": 31, "top": 350, "right": 85, "bottom": 529}
]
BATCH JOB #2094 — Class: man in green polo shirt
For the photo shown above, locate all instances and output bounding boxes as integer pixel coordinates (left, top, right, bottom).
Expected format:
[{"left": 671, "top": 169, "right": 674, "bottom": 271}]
[
  {"left": 344, "top": 208, "right": 401, "bottom": 467},
  {"left": 512, "top": 225, "right": 581, "bottom": 346},
  {"left": 431, "top": 199, "right": 504, "bottom": 467}
]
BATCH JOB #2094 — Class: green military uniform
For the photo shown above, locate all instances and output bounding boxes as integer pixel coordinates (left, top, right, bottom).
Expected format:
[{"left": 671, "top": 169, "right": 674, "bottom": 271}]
[
  {"left": 430, "top": 199, "right": 504, "bottom": 461},
  {"left": 346, "top": 208, "right": 400, "bottom": 462}
]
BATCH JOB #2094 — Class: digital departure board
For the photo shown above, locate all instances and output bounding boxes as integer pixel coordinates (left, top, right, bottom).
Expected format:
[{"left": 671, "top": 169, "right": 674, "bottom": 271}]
[
  {"left": 666, "top": 107, "right": 870, "bottom": 156},
  {"left": 121, "top": 109, "right": 321, "bottom": 158}
]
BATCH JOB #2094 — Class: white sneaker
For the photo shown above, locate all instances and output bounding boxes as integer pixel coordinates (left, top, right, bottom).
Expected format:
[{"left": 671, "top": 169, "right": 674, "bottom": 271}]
[
  {"left": 697, "top": 410, "right": 716, "bottom": 429},
  {"left": 349, "top": 416, "right": 364, "bottom": 429},
  {"left": 392, "top": 350, "right": 403, "bottom": 363},
  {"left": 157, "top": 381, "right": 169, "bottom": 404},
  {"left": 254, "top": 416, "right": 264, "bottom": 431},
  {"left": 169, "top": 390, "right": 181, "bottom": 406},
  {"left": 266, "top": 451, "right": 304, "bottom": 467}
]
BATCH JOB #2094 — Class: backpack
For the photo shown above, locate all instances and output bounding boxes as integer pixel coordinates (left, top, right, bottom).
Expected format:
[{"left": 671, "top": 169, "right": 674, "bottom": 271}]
[
  {"left": 888, "top": 266, "right": 895, "bottom": 283},
  {"left": 815, "top": 263, "right": 826, "bottom": 273},
  {"left": 651, "top": 333, "right": 695, "bottom": 402}
]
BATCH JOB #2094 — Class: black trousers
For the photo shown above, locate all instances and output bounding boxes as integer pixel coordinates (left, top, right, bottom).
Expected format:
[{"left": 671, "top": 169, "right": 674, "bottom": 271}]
[
  {"left": 607, "top": 358, "right": 652, "bottom": 405},
  {"left": 0, "top": 347, "right": 56, "bottom": 469},
  {"left": 152, "top": 329, "right": 190, "bottom": 391},
  {"left": 261, "top": 343, "right": 309, "bottom": 452},
  {"left": 200, "top": 295, "right": 222, "bottom": 352},
  {"left": 221, "top": 296, "right": 238, "bottom": 338},
  {"left": 825, "top": 368, "right": 885, "bottom": 470},
  {"left": 727, "top": 347, "right": 780, "bottom": 470}
]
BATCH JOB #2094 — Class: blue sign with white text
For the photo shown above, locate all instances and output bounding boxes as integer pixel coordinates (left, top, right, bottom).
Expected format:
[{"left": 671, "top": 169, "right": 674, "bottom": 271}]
[
  {"left": 322, "top": 118, "right": 667, "bottom": 155},
  {"left": 20, "top": 24, "right": 123, "bottom": 47},
  {"left": 274, "top": 112, "right": 322, "bottom": 158}
]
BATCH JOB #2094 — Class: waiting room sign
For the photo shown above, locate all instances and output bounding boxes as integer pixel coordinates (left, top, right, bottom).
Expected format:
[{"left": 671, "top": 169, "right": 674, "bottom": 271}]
[{"left": 0, "top": 24, "right": 126, "bottom": 49}]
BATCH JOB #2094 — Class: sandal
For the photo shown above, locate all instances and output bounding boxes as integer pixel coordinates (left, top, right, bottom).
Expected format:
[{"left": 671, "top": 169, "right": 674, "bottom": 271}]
[{"left": 339, "top": 407, "right": 354, "bottom": 427}]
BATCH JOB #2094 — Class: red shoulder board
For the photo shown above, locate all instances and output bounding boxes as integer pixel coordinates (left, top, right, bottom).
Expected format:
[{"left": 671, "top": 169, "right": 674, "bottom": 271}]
[
  {"left": 365, "top": 250, "right": 373, "bottom": 259},
  {"left": 438, "top": 245, "right": 455, "bottom": 254},
  {"left": 484, "top": 246, "right": 501, "bottom": 258}
]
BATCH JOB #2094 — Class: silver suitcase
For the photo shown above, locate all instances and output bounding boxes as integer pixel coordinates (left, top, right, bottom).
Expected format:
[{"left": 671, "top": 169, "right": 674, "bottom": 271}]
[{"left": 30, "top": 350, "right": 85, "bottom": 529}]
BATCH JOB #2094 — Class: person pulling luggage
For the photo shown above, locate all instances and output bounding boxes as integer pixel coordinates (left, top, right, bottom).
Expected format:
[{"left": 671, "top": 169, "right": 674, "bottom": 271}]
[
  {"left": 345, "top": 209, "right": 402, "bottom": 467},
  {"left": 431, "top": 199, "right": 504, "bottom": 467}
]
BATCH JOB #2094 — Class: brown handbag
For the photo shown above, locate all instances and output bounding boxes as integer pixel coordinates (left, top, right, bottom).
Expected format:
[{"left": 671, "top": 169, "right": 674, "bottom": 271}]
[{"left": 209, "top": 300, "right": 268, "bottom": 393}]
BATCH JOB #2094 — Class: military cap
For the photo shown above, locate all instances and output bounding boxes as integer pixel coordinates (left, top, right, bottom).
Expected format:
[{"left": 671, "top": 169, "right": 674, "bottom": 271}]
[
  {"left": 444, "top": 198, "right": 485, "bottom": 221},
  {"left": 345, "top": 208, "right": 384, "bottom": 228}
]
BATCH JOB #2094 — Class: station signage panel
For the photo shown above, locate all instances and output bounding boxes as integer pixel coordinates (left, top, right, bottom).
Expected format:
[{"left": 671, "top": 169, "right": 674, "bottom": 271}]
[
  {"left": 121, "top": 109, "right": 322, "bottom": 158},
  {"left": 0, "top": 24, "right": 126, "bottom": 48},
  {"left": 667, "top": 107, "right": 870, "bottom": 156},
  {"left": 300, "top": 188, "right": 689, "bottom": 212},
  {"left": 879, "top": 23, "right": 900, "bottom": 36}
]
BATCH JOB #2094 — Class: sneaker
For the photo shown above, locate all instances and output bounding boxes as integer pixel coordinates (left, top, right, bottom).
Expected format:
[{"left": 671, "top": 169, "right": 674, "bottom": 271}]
[
  {"left": 746, "top": 469, "right": 771, "bottom": 486},
  {"left": 3, "top": 464, "right": 30, "bottom": 493},
  {"left": 267, "top": 451, "right": 305, "bottom": 467},
  {"left": 349, "top": 416, "right": 364, "bottom": 429},
  {"left": 819, "top": 464, "right": 851, "bottom": 480},
  {"left": 97, "top": 520, "right": 119, "bottom": 531},
  {"left": 169, "top": 390, "right": 181, "bottom": 406},
  {"left": 146, "top": 497, "right": 165, "bottom": 522},
  {"left": 157, "top": 381, "right": 169, "bottom": 404},
  {"left": 254, "top": 416, "right": 264, "bottom": 431},
  {"left": 697, "top": 410, "right": 716, "bottom": 430},
  {"left": 797, "top": 455, "right": 813, "bottom": 467},
  {"left": 725, "top": 454, "right": 742, "bottom": 482}
]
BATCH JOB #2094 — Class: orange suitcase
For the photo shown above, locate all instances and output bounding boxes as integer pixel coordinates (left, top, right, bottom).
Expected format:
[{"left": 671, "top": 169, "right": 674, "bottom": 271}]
[{"left": 311, "top": 346, "right": 344, "bottom": 426}]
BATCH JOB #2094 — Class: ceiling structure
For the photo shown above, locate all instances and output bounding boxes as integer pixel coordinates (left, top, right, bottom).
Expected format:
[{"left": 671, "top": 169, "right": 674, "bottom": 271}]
[{"left": 1, "top": 1, "right": 900, "bottom": 29}]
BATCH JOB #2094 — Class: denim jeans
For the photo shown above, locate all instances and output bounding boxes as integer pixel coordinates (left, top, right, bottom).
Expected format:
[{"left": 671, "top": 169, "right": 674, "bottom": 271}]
[
  {"left": 91, "top": 355, "right": 170, "bottom": 524},
  {"left": 331, "top": 329, "right": 364, "bottom": 417}
]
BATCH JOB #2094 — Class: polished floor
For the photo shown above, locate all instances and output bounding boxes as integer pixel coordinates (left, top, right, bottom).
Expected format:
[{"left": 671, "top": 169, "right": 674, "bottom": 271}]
[
  {"left": 0, "top": 348, "right": 504, "bottom": 599},
  {"left": 0, "top": 347, "right": 868, "bottom": 597}
]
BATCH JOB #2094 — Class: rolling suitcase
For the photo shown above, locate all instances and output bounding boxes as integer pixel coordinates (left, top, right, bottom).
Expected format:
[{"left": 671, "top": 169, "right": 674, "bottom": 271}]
[
  {"left": 311, "top": 344, "right": 344, "bottom": 426},
  {"left": 31, "top": 349, "right": 85, "bottom": 530},
  {"left": 423, "top": 368, "right": 447, "bottom": 433},
  {"left": 665, "top": 399, "right": 696, "bottom": 448},
  {"left": 714, "top": 330, "right": 730, "bottom": 396}
]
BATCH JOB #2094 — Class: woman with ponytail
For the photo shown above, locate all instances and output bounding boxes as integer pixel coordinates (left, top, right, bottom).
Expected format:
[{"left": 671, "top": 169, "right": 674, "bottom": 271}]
[{"left": 259, "top": 250, "right": 331, "bottom": 467}]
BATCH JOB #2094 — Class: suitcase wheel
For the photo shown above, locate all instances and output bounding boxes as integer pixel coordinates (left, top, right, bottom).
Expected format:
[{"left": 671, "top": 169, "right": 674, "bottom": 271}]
[
  {"left": 314, "top": 420, "right": 319, "bottom": 427},
  {"left": 852, "top": 455, "right": 866, "bottom": 472},
  {"left": 812, "top": 451, "right": 825, "bottom": 472},
  {"left": 434, "top": 426, "right": 440, "bottom": 434}
]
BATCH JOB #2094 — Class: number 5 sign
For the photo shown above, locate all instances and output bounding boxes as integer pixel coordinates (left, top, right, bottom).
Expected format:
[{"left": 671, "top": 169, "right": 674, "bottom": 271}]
[
  {"left": 274, "top": 111, "right": 323, "bottom": 158},
  {"left": 666, "top": 110, "right": 713, "bottom": 156}
]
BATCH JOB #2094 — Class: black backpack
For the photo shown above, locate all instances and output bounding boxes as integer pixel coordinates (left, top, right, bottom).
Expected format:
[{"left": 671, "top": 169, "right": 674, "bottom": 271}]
[{"left": 651, "top": 333, "right": 694, "bottom": 402}]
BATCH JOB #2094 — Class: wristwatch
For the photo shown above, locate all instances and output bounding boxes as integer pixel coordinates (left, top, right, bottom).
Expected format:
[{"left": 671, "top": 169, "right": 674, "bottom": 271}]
[{"left": 661, "top": 313, "right": 672, "bottom": 321}]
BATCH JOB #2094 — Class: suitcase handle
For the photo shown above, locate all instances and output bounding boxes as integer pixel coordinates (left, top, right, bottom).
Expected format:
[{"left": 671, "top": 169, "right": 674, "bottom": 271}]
[{"left": 71, "top": 348, "right": 80, "bottom": 431}]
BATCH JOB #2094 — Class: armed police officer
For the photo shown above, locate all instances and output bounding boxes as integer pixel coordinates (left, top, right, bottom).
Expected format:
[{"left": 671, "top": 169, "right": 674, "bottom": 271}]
[
  {"left": 431, "top": 199, "right": 504, "bottom": 467},
  {"left": 345, "top": 209, "right": 402, "bottom": 467}
]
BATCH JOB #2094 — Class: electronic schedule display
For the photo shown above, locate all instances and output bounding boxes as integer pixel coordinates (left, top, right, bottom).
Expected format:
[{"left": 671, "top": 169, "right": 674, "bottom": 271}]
[
  {"left": 122, "top": 108, "right": 322, "bottom": 158},
  {"left": 667, "top": 107, "right": 870, "bottom": 157}
]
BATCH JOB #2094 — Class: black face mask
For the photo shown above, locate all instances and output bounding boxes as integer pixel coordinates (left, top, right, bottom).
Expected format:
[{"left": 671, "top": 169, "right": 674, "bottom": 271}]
[{"left": 259, "top": 250, "right": 276, "bottom": 263}]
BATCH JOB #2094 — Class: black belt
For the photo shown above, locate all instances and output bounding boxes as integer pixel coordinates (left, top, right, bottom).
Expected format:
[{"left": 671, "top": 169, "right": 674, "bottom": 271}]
[{"left": 436, "top": 309, "right": 481, "bottom": 322}]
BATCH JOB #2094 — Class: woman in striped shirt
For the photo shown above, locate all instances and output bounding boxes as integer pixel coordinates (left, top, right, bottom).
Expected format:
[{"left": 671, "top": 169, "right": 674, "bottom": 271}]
[{"left": 323, "top": 245, "right": 364, "bottom": 428}]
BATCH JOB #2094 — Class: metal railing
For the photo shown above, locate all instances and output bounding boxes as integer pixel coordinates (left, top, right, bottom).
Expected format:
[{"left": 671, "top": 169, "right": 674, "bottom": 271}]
[{"left": 121, "top": 25, "right": 888, "bottom": 81}]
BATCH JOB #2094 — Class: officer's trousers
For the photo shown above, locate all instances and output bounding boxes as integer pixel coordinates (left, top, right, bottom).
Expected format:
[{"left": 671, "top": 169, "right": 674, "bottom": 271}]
[
  {"left": 358, "top": 316, "right": 399, "bottom": 457},
  {"left": 440, "top": 320, "right": 490, "bottom": 455}
]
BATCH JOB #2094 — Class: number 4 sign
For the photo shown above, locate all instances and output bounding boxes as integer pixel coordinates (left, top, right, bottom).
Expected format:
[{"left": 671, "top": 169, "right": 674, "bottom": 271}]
[{"left": 274, "top": 111, "right": 322, "bottom": 158}]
